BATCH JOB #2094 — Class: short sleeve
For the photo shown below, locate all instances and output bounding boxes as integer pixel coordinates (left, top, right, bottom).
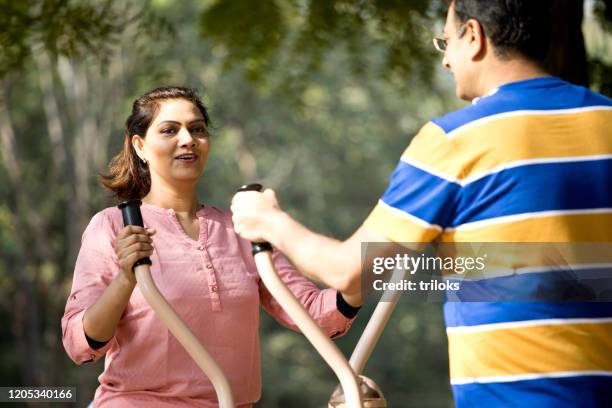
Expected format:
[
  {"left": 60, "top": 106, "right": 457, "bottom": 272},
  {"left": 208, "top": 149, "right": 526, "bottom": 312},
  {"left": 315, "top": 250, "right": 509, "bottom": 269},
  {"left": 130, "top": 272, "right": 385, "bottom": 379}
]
[
  {"left": 363, "top": 122, "right": 461, "bottom": 243},
  {"left": 61, "top": 210, "right": 121, "bottom": 364}
]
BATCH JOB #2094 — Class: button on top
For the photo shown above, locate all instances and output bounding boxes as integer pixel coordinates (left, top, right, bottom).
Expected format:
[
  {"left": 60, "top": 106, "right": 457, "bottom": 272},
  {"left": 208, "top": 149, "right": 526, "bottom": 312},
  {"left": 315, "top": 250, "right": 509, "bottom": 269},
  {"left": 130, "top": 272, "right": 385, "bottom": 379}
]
[
  {"left": 210, "top": 285, "right": 218, "bottom": 292},
  {"left": 206, "top": 264, "right": 213, "bottom": 269},
  {"left": 197, "top": 245, "right": 205, "bottom": 251}
]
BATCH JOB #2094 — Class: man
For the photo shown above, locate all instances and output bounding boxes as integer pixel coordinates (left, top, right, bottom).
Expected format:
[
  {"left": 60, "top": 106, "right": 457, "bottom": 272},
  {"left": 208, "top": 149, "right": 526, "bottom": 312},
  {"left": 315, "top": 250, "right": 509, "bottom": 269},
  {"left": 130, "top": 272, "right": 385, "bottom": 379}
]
[{"left": 232, "top": 0, "right": 612, "bottom": 406}]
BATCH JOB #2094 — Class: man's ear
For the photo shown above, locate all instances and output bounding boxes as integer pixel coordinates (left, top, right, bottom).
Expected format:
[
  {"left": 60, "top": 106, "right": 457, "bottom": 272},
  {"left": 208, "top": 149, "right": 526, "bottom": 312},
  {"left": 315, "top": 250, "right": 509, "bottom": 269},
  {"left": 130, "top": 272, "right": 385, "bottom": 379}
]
[
  {"left": 465, "top": 18, "right": 486, "bottom": 61},
  {"left": 131, "top": 135, "right": 146, "bottom": 160}
]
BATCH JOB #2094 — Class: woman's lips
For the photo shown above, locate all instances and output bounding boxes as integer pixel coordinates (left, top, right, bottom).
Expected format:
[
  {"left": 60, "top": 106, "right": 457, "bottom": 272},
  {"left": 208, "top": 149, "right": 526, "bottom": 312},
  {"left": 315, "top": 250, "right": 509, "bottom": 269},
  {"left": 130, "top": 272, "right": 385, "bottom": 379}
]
[{"left": 175, "top": 154, "right": 198, "bottom": 163}]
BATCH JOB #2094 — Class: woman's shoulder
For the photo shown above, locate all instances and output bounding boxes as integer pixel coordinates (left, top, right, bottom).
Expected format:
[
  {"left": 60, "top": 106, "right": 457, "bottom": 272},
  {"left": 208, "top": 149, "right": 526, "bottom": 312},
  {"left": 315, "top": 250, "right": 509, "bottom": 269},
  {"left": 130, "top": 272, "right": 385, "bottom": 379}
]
[
  {"left": 202, "top": 205, "right": 233, "bottom": 226},
  {"left": 88, "top": 204, "right": 236, "bottom": 231},
  {"left": 85, "top": 206, "right": 124, "bottom": 236}
]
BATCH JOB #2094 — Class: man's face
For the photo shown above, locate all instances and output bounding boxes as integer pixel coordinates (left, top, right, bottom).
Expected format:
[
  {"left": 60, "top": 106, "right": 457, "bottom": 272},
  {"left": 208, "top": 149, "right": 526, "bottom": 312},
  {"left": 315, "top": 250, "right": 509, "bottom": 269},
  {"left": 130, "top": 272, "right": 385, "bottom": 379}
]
[{"left": 442, "top": 4, "right": 476, "bottom": 100}]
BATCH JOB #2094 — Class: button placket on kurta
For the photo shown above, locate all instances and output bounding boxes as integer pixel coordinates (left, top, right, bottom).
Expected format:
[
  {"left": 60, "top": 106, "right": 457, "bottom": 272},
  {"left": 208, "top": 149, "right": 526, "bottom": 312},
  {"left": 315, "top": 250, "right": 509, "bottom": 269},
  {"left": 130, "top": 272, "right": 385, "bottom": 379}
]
[
  {"left": 198, "top": 212, "right": 223, "bottom": 312},
  {"left": 167, "top": 207, "right": 222, "bottom": 312}
]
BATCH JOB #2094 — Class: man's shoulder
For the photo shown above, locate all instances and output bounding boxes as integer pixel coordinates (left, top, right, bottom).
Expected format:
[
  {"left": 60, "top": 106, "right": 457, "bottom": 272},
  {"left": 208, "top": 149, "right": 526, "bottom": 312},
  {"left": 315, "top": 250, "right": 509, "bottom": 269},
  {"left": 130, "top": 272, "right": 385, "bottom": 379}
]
[{"left": 431, "top": 77, "right": 612, "bottom": 136}]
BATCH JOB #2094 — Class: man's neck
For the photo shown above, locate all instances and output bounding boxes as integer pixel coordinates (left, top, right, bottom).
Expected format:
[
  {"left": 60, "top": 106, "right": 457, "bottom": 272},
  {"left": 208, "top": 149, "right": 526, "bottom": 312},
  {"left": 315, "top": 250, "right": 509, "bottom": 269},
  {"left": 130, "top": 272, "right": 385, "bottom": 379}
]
[{"left": 476, "top": 57, "right": 550, "bottom": 97}]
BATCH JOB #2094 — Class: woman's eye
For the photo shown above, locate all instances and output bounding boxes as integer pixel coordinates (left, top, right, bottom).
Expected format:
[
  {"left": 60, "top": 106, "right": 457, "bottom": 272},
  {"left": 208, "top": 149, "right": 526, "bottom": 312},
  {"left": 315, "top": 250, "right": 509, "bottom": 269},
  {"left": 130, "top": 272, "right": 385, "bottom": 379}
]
[
  {"left": 161, "top": 128, "right": 176, "bottom": 135},
  {"left": 191, "top": 127, "right": 209, "bottom": 136}
]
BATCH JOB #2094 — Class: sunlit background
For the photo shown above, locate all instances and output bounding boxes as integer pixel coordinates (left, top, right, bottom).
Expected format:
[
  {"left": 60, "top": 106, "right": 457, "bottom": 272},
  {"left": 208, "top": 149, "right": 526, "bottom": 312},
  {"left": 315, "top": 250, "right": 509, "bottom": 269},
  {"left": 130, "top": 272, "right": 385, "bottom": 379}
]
[{"left": 1, "top": 0, "right": 610, "bottom": 406}]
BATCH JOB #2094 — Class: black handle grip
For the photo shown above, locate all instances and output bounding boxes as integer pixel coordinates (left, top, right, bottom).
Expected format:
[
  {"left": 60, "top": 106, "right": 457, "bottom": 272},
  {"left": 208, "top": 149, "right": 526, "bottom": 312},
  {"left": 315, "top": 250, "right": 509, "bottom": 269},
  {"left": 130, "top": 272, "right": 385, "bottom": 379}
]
[
  {"left": 236, "top": 184, "right": 273, "bottom": 255},
  {"left": 118, "top": 199, "right": 152, "bottom": 269}
]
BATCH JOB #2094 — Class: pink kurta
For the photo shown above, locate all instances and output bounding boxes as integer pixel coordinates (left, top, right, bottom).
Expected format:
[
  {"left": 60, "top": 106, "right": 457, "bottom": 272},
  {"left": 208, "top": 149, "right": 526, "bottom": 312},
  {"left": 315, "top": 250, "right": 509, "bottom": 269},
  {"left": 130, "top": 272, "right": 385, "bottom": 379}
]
[{"left": 61, "top": 202, "right": 354, "bottom": 407}]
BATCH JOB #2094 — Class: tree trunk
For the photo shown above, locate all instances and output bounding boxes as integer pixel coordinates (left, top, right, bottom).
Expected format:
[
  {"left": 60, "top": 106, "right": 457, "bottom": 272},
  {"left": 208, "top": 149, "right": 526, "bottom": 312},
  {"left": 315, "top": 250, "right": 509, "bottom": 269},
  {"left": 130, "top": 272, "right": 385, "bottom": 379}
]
[
  {"left": 0, "top": 79, "right": 43, "bottom": 388},
  {"left": 545, "top": 0, "right": 589, "bottom": 86}
]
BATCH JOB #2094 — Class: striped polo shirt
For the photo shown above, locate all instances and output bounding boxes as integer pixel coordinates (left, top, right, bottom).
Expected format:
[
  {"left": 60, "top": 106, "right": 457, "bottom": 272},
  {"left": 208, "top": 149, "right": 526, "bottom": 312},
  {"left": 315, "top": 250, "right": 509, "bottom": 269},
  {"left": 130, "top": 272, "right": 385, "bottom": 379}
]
[{"left": 364, "top": 76, "right": 612, "bottom": 407}]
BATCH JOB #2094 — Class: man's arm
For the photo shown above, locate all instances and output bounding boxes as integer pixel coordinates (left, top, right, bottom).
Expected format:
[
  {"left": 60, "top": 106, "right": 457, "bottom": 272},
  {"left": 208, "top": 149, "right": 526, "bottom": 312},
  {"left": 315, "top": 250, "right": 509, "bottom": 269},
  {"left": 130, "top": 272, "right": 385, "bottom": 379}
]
[{"left": 231, "top": 189, "right": 393, "bottom": 306}]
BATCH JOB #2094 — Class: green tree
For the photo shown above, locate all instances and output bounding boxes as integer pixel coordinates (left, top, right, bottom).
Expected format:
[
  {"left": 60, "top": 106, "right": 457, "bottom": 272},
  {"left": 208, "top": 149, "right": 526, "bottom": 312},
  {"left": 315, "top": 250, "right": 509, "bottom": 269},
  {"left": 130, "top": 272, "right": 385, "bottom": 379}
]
[
  {"left": 2, "top": 1, "right": 610, "bottom": 407},
  {"left": 0, "top": 1, "right": 172, "bottom": 405},
  {"left": 199, "top": 0, "right": 612, "bottom": 95}
]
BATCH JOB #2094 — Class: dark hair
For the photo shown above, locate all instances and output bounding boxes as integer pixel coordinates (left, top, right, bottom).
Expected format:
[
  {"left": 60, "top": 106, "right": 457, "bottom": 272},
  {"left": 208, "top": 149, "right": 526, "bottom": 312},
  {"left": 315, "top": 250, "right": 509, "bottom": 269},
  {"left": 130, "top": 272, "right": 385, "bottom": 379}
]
[
  {"left": 451, "top": 0, "right": 551, "bottom": 63},
  {"left": 100, "top": 86, "right": 210, "bottom": 200}
]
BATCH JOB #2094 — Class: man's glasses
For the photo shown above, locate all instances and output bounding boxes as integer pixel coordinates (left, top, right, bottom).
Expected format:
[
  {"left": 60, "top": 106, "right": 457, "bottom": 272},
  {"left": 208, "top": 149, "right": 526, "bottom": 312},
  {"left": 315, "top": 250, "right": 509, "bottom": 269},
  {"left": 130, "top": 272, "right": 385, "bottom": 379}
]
[
  {"left": 432, "top": 25, "right": 467, "bottom": 54},
  {"left": 432, "top": 37, "right": 447, "bottom": 53}
]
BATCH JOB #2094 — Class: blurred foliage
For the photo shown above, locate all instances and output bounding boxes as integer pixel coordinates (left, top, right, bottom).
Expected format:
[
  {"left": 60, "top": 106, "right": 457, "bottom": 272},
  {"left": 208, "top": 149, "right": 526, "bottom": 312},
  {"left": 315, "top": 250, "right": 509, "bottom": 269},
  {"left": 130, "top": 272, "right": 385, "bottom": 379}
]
[
  {"left": 594, "top": 0, "right": 612, "bottom": 28},
  {"left": 0, "top": 0, "right": 610, "bottom": 407},
  {"left": 590, "top": 0, "right": 612, "bottom": 95},
  {"left": 199, "top": 0, "right": 446, "bottom": 96},
  {"left": 0, "top": 0, "right": 174, "bottom": 76},
  {"left": 199, "top": 0, "right": 612, "bottom": 96}
]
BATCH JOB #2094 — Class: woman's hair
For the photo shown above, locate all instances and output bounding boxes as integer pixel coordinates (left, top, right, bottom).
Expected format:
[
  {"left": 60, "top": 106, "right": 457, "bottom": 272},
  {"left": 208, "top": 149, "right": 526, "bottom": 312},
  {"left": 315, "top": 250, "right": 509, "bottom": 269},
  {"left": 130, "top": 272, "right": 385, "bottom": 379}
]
[{"left": 100, "top": 86, "right": 210, "bottom": 200}]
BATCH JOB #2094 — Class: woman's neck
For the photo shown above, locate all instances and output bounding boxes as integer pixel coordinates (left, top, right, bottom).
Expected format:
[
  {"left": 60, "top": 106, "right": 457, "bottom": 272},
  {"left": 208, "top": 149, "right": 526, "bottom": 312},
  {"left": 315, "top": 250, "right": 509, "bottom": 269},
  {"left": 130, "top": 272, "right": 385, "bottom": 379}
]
[{"left": 143, "top": 184, "right": 200, "bottom": 217}]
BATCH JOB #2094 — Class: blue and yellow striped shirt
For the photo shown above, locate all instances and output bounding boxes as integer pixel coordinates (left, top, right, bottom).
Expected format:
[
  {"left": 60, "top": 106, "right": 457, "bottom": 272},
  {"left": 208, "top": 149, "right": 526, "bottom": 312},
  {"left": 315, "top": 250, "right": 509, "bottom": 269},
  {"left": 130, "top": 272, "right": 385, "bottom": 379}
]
[{"left": 364, "top": 76, "right": 612, "bottom": 407}]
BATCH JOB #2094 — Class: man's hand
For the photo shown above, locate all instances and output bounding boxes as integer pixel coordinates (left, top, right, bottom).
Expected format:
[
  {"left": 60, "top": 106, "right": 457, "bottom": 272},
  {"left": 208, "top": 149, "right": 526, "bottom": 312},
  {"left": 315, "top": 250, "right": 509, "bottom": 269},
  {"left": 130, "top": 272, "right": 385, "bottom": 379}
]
[
  {"left": 231, "top": 187, "right": 391, "bottom": 306},
  {"left": 231, "top": 188, "right": 282, "bottom": 243}
]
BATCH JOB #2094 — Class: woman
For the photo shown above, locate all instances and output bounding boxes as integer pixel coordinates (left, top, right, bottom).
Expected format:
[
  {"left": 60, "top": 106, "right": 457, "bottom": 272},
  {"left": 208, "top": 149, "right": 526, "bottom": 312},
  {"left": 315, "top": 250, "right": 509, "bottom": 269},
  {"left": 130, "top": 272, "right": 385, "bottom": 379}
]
[{"left": 61, "top": 87, "right": 360, "bottom": 407}]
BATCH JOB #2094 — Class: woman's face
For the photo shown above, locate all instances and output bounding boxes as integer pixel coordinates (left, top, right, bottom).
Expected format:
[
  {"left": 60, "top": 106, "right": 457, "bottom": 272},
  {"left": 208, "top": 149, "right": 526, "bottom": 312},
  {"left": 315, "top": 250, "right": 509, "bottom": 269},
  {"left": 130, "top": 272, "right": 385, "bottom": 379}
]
[{"left": 133, "top": 98, "right": 210, "bottom": 188}]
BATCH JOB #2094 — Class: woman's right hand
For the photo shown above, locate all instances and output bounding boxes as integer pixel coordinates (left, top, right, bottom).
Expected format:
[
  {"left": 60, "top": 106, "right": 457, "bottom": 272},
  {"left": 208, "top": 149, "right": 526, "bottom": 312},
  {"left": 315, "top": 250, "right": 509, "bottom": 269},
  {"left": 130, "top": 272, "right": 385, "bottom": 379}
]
[
  {"left": 115, "top": 226, "right": 156, "bottom": 284},
  {"left": 82, "top": 226, "right": 156, "bottom": 343}
]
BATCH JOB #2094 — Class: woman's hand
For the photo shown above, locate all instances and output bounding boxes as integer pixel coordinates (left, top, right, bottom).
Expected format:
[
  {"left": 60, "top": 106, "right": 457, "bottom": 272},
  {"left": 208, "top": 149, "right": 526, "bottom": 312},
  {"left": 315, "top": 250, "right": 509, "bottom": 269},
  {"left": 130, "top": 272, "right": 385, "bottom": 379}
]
[
  {"left": 83, "top": 225, "right": 155, "bottom": 343},
  {"left": 114, "top": 226, "right": 156, "bottom": 285}
]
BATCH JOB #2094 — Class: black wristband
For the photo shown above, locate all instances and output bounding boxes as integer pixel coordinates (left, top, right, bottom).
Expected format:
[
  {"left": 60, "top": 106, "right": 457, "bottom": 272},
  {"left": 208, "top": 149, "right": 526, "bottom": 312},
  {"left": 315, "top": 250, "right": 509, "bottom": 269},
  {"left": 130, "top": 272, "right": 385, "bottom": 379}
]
[
  {"left": 85, "top": 332, "right": 109, "bottom": 350},
  {"left": 336, "top": 291, "right": 360, "bottom": 319}
]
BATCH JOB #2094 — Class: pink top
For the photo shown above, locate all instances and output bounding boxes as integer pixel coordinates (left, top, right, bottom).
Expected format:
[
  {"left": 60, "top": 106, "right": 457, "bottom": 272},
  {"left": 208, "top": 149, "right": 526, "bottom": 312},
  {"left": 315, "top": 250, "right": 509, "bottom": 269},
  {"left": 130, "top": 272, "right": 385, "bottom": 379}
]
[{"left": 61, "top": 202, "right": 354, "bottom": 407}]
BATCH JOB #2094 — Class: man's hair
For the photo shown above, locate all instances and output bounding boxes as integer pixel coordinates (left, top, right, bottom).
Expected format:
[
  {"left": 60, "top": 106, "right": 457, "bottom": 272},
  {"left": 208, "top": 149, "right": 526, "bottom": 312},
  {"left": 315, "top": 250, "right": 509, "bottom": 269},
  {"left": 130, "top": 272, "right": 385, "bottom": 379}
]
[{"left": 452, "top": 0, "right": 551, "bottom": 62}]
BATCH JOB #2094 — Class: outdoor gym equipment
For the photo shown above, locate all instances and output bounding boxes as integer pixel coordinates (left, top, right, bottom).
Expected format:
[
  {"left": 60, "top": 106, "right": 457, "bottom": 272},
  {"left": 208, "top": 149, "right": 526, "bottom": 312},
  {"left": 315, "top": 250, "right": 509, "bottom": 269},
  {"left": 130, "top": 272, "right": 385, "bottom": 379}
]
[
  {"left": 118, "top": 199, "right": 235, "bottom": 408},
  {"left": 117, "top": 188, "right": 401, "bottom": 407},
  {"left": 236, "top": 184, "right": 394, "bottom": 408},
  {"left": 328, "top": 263, "right": 407, "bottom": 407}
]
